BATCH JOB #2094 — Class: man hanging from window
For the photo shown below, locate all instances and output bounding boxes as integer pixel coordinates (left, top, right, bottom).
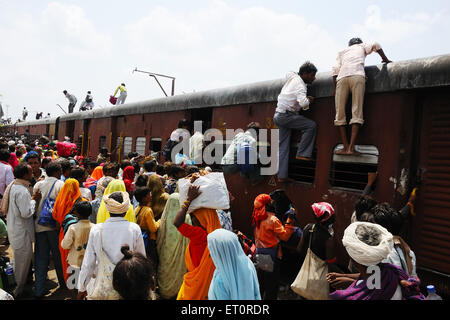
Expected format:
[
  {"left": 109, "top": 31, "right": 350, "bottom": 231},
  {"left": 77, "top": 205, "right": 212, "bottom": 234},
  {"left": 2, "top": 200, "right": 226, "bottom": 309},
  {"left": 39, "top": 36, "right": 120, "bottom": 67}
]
[
  {"left": 332, "top": 38, "right": 391, "bottom": 156},
  {"left": 274, "top": 61, "right": 317, "bottom": 183}
]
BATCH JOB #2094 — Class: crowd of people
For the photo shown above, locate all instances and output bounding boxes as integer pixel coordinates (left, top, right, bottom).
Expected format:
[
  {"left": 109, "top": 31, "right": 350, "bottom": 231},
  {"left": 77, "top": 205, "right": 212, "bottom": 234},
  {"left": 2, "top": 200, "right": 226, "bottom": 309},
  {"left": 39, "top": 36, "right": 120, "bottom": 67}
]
[{"left": 0, "top": 37, "right": 435, "bottom": 301}]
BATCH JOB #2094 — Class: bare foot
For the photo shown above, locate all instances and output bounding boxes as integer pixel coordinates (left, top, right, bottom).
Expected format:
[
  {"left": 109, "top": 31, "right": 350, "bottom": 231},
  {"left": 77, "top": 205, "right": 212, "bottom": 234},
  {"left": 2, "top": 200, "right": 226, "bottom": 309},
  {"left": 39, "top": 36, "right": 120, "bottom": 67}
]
[
  {"left": 334, "top": 149, "right": 352, "bottom": 155},
  {"left": 295, "top": 156, "right": 312, "bottom": 161},
  {"left": 349, "top": 149, "right": 361, "bottom": 156}
]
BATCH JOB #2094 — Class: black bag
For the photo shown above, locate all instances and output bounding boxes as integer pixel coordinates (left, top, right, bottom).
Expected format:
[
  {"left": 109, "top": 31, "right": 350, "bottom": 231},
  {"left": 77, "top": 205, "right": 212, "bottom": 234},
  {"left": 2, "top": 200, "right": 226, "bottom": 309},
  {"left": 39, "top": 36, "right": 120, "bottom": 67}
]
[{"left": 162, "top": 138, "right": 177, "bottom": 161}]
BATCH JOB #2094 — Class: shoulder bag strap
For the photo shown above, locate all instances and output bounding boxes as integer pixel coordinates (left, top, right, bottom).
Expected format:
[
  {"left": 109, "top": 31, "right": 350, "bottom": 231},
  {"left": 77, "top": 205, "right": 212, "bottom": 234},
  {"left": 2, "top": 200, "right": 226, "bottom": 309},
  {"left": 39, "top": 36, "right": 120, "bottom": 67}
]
[
  {"left": 135, "top": 207, "right": 144, "bottom": 220},
  {"left": 46, "top": 180, "right": 58, "bottom": 201}
]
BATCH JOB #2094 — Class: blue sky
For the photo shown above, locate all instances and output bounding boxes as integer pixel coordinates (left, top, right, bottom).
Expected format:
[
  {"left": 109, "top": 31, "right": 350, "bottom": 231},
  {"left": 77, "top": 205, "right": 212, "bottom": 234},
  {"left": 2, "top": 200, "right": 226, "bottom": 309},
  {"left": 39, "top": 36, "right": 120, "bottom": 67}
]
[{"left": 0, "top": 0, "right": 449, "bottom": 121}]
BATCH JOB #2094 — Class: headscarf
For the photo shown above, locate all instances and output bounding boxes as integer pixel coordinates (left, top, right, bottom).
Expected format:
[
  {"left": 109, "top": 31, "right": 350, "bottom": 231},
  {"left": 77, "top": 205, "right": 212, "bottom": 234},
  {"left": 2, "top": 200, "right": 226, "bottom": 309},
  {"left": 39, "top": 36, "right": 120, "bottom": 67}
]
[
  {"left": 52, "top": 178, "right": 82, "bottom": 281},
  {"left": 311, "top": 202, "right": 335, "bottom": 223},
  {"left": 104, "top": 191, "right": 131, "bottom": 214},
  {"left": 84, "top": 166, "right": 103, "bottom": 189},
  {"left": 177, "top": 208, "right": 221, "bottom": 300},
  {"left": 147, "top": 174, "right": 169, "bottom": 219},
  {"left": 207, "top": 229, "right": 261, "bottom": 300},
  {"left": 329, "top": 263, "right": 425, "bottom": 300},
  {"left": 122, "top": 166, "right": 135, "bottom": 193},
  {"left": 156, "top": 193, "right": 191, "bottom": 299},
  {"left": 252, "top": 194, "right": 272, "bottom": 228},
  {"left": 342, "top": 222, "right": 392, "bottom": 267},
  {"left": 23, "top": 150, "right": 39, "bottom": 162},
  {"left": 8, "top": 152, "right": 19, "bottom": 169},
  {"left": 96, "top": 179, "right": 136, "bottom": 223}
]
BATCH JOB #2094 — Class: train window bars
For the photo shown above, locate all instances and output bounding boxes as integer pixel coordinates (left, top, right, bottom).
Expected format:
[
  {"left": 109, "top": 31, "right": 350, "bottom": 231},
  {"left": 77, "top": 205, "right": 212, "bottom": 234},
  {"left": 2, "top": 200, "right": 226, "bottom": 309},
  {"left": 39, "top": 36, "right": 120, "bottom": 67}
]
[
  {"left": 329, "top": 144, "right": 379, "bottom": 191},
  {"left": 288, "top": 147, "right": 317, "bottom": 184},
  {"left": 149, "top": 138, "right": 162, "bottom": 153},
  {"left": 135, "top": 137, "right": 146, "bottom": 155},
  {"left": 99, "top": 136, "right": 107, "bottom": 152},
  {"left": 123, "top": 137, "right": 133, "bottom": 158}
]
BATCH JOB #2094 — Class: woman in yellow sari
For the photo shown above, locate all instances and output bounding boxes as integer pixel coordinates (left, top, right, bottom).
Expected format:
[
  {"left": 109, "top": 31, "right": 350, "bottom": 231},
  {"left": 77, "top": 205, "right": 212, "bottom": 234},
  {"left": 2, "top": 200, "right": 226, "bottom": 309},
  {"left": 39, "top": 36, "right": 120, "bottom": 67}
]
[
  {"left": 147, "top": 174, "right": 169, "bottom": 219},
  {"left": 96, "top": 179, "right": 136, "bottom": 223},
  {"left": 52, "top": 178, "right": 83, "bottom": 281},
  {"left": 173, "top": 185, "right": 221, "bottom": 300}
]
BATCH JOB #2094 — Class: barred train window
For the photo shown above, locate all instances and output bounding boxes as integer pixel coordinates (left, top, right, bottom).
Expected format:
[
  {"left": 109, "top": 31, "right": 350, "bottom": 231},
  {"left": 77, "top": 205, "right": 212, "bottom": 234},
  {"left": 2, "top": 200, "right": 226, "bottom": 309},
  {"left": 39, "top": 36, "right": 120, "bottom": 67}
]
[
  {"left": 330, "top": 144, "right": 379, "bottom": 191},
  {"left": 123, "top": 137, "right": 133, "bottom": 156},
  {"left": 135, "top": 137, "right": 146, "bottom": 155},
  {"left": 149, "top": 138, "right": 162, "bottom": 152},
  {"left": 99, "top": 136, "right": 106, "bottom": 152},
  {"left": 288, "top": 147, "right": 317, "bottom": 184}
]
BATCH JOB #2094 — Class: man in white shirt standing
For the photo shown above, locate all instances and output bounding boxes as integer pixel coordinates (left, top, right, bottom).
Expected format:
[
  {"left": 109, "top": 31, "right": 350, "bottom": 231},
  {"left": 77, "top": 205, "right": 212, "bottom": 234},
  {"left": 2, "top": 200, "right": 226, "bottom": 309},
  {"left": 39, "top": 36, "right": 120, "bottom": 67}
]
[
  {"left": 33, "top": 162, "right": 67, "bottom": 298},
  {"left": 77, "top": 191, "right": 145, "bottom": 300},
  {"left": 274, "top": 62, "right": 318, "bottom": 183},
  {"left": 63, "top": 90, "right": 77, "bottom": 114},
  {"left": 6, "top": 163, "right": 41, "bottom": 298},
  {"left": 332, "top": 38, "right": 391, "bottom": 155}
]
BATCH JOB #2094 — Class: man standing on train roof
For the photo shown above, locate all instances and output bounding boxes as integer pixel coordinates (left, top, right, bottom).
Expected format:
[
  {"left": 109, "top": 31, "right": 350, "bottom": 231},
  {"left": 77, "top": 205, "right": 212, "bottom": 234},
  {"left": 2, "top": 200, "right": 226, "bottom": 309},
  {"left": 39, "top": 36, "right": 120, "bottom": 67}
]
[
  {"left": 22, "top": 107, "right": 28, "bottom": 121},
  {"left": 63, "top": 90, "right": 77, "bottom": 114},
  {"left": 80, "top": 91, "right": 94, "bottom": 111},
  {"left": 274, "top": 61, "right": 317, "bottom": 183},
  {"left": 113, "top": 83, "right": 127, "bottom": 105},
  {"left": 332, "top": 38, "right": 392, "bottom": 156}
]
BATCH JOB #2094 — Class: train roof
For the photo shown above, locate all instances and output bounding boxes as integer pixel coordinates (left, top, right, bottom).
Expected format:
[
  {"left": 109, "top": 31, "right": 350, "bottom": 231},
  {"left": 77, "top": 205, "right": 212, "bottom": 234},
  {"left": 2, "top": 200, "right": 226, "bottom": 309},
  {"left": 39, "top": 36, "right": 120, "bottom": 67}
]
[
  {"left": 12, "top": 53, "right": 450, "bottom": 125},
  {"left": 14, "top": 118, "right": 58, "bottom": 127}
]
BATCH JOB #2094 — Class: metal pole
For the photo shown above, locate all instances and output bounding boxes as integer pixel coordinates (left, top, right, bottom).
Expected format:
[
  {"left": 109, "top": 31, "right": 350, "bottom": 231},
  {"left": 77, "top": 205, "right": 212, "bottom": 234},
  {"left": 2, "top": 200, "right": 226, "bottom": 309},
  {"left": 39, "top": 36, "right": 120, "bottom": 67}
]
[
  {"left": 56, "top": 104, "right": 67, "bottom": 114},
  {"left": 150, "top": 75, "right": 168, "bottom": 97},
  {"left": 133, "top": 68, "right": 176, "bottom": 96}
]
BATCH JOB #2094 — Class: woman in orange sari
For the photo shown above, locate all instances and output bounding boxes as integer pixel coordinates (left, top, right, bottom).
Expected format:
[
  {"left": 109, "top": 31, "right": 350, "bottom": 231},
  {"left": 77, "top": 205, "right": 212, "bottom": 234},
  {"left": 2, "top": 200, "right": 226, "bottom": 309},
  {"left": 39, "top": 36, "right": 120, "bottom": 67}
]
[
  {"left": 84, "top": 166, "right": 103, "bottom": 199},
  {"left": 173, "top": 185, "right": 221, "bottom": 300},
  {"left": 52, "top": 178, "right": 83, "bottom": 281}
]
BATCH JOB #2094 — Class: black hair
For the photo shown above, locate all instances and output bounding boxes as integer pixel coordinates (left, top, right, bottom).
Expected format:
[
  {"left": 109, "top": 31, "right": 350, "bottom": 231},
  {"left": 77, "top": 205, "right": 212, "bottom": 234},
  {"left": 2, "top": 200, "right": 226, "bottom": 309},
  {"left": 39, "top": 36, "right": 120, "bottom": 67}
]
[
  {"left": 135, "top": 174, "right": 149, "bottom": 188},
  {"left": 178, "top": 118, "right": 190, "bottom": 129},
  {"left": 299, "top": 61, "right": 318, "bottom": 75},
  {"left": 41, "top": 157, "right": 52, "bottom": 168},
  {"left": 87, "top": 161, "right": 99, "bottom": 169},
  {"left": 371, "top": 202, "right": 403, "bottom": 235},
  {"left": 155, "top": 164, "right": 165, "bottom": 176},
  {"left": 63, "top": 90, "right": 67, "bottom": 94},
  {"left": 73, "top": 201, "right": 92, "bottom": 219},
  {"left": 0, "top": 149, "right": 11, "bottom": 162},
  {"left": 143, "top": 160, "right": 157, "bottom": 172},
  {"left": 171, "top": 165, "right": 185, "bottom": 178},
  {"left": 121, "top": 160, "right": 132, "bottom": 170},
  {"left": 186, "top": 166, "right": 199, "bottom": 175},
  {"left": 355, "top": 195, "right": 378, "bottom": 221},
  {"left": 15, "top": 150, "right": 22, "bottom": 158},
  {"left": 69, "top": 166, "right": 87, "bottom": 181},
  {"left": 57, "top": 158, "right": 72, "bottom": 173},
  {"left": 269, "top": 189, "right": 292, "bottom": 221},
  {"left": 43, "top": 150, "right": 52, "bottom": 157},
  {"left": 134, "top": 187, "right": 151, "bottom": 205},
  {"left": 9, "top": 145, "right": 15, "bottom": 153},
  {"left": 26, "top": 145, "right": 32, "bottom": 153},
  {"left": 45, "top": 162, "right": 62, "bottom": 177},
  {"left": 113, "top": 245, "right": 155, "bottom": 300},
  {"left": 14, "top": 163, "right": 30, "bottom": 179},
  {"left": 127, "top": 152, "right": 137, "bottom": 159},
  {"left": 0, "top": 143, "right": 7, "bottom": 150},
  {"left": 348, "top": 37, "right": 363, "bottom": 46},
  {"left": 103, "top": 162, "right": 120, "bottom": 177},
  {"left": 100, "top": 148, "right": 108, "bottom": 155}
]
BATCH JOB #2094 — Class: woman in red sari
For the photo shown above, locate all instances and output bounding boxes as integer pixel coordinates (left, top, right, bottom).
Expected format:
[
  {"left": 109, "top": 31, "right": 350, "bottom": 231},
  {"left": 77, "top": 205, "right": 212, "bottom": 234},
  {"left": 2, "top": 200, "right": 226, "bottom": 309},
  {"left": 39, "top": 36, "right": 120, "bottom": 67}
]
[
  {"left": 122, "top": 166, "right": 135, "bottom": 198},
  {"left": 52, "top": 178, "right": 83, "bottom": 282}
]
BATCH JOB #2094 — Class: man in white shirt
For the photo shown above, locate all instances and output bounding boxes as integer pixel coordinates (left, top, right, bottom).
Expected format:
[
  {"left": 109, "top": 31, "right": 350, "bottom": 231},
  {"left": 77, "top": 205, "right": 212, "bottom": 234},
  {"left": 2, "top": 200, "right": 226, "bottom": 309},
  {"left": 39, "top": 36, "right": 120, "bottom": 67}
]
[
  {"left": 0, "top": 149, "right": 14, "bottom": 210},
  {"left": 332, "top": 38, "right": 391, "bottom": 155},
  {"left": 6, "top": 163, "right": 41, "bottom": 298},
  {"left": 274, "top": 62, "right": 318, "bottom": 183},
  {"left": 63, "top": 90, "right": 77, "bottom": 114},
  {"left": 33, "top": 162, "right": 66, "bottom": 298},
  {"left": 77, "top": 191, "right": 145, "bottom": 300}
]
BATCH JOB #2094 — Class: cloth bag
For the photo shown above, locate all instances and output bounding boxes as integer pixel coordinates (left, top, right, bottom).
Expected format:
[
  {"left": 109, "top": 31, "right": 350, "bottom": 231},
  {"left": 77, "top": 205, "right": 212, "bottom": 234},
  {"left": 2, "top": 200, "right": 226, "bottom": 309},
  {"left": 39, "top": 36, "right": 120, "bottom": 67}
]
[
  {"left": 291, "top": 224, "right": 329, "bottom": 300},
  {"left": 178, "top": 172, "right": 230, "bottom": 214},
  {"left": 37, "top": 181, "right": 58, "bottom": 227},
  {"left": 86, "top": 225, "right": 120, "bottom": 300}
]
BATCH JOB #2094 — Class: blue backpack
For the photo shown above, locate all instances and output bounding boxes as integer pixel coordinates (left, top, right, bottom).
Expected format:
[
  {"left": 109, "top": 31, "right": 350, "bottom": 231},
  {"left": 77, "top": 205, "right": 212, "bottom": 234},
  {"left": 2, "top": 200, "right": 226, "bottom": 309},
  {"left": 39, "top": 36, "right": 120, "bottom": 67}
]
[{"left": 37, "top": 181, "right": 58, "bottom": 227}]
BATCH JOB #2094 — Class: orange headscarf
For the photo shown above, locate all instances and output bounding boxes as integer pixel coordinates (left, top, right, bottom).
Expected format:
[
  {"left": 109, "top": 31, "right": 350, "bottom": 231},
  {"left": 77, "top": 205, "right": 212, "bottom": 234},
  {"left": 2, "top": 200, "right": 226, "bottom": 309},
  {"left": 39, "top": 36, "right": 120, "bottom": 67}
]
[
  {"left": 91, "top": 166, "right": 104, "bottom": 181},
  {"left": 252, "top": 194, "right": 272, "bottom": 228},
  {"left": 52, "top": 178, "right": 82, "bottom": 281},
  {"left": 177, "top": 208, "right": 221, "bottom": 300}
]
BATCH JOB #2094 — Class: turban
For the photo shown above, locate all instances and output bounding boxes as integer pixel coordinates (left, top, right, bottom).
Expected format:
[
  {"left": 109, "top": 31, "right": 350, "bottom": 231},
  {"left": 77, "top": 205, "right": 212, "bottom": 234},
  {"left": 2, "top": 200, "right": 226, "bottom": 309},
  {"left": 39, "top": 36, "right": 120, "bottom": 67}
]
[
  {"left": 342, "top": 222, "right": 393, "bottom": 267},
  {"left": 311, "top": 202, "right": 335, "bottom": 222},
  {"left": 103, "top": 191, "right": 131, "bottom": 214}
]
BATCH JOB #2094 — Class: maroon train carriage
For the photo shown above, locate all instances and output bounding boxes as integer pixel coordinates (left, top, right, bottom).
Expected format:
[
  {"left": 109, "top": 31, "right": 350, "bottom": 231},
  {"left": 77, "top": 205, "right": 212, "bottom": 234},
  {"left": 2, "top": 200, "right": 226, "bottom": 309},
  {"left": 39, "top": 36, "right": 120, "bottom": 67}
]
[{"left": 3, "top": 54, "right": 450, "bottom": 296}]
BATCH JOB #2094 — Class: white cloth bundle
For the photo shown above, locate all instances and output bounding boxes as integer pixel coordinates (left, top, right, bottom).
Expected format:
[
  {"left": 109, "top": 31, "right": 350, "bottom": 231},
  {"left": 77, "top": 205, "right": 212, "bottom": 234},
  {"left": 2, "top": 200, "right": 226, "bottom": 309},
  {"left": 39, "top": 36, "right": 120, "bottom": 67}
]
[
  {"left": 103, "top": 191, "right": 131, "bottom": 214},
  {"left": 178, "top": 172, "right": 230, "bottom": 214},
  {"left": 342, "top": 222, "right": 393, "bottom": 267}
]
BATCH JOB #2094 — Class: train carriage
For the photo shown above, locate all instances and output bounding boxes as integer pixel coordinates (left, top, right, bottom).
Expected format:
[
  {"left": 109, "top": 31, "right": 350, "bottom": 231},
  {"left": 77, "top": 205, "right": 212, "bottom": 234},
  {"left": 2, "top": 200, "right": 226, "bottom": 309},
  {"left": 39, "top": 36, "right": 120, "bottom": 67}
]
[{"left": 3, "top": 53, "right": 450, "bottom": 295}]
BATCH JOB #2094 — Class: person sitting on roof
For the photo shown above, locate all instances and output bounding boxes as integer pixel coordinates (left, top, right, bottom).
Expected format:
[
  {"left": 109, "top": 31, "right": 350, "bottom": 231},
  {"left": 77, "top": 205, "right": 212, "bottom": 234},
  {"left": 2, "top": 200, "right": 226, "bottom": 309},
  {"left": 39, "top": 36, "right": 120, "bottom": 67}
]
[{"left": 332, "top": 38, "right": 392, "bottom": 156}]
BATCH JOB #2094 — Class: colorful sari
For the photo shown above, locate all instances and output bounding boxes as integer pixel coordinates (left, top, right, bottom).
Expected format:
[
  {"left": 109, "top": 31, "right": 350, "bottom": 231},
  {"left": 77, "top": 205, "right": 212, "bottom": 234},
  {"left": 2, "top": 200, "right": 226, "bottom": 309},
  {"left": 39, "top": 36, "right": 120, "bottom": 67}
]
[
  {"left": 52, "top": 178, "right": 82, "bottom": 281},
  {"left": 177, "top": 208, "right": 221, "bottom": 300},
  {"left": 156, "top": 193, "right": 192, "bottom": 299},
  {"left": 84, "top": 166, "right": 103, "bottom": 189},
  {"left": 96, "top": 179, "right": 136, "bottom": 224},
  {"left": 147, "top": 174, "right": 169, "bottom": 219}
]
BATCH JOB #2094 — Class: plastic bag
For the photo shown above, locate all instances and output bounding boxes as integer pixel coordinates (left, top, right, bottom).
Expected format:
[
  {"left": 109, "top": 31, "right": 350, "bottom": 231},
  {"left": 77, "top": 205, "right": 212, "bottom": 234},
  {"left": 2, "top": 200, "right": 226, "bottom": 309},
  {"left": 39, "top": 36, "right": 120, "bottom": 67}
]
[
  {"left": 56, "top": 142, "right": 77, "bottom": 157},
  {"left": 178, "top": 172, "right": 230, "bottom": 214}
]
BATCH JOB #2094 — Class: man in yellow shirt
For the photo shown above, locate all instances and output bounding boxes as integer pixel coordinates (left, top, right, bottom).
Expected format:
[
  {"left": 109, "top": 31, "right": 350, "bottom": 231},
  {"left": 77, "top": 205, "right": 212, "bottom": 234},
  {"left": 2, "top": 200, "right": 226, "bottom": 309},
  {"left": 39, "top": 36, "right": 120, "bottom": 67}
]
[{"left": 113, "top": 83, "right": 127, "bottom": 105}]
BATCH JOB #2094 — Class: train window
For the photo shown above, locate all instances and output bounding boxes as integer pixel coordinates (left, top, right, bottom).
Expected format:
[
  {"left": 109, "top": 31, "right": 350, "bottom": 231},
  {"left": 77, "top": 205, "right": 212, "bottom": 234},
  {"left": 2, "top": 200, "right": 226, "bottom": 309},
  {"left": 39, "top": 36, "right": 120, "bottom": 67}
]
[
  {"left": 149, "top": 138, "right": 162, "bottom": 152},
  {"left": 99, "top": 136, "right": 107, "bottom": 152},
  {"left": 123, "top": 137, "right": 133, "bottom": 156},
  {"left": 330, "top": 144, "right": 379, "bottom": 191},
  {"left": 135, "top": 137, "right": 146, "bottom": 155},
  {"left": 288, "top": 147, "right": 317, "bottom": 184}
]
